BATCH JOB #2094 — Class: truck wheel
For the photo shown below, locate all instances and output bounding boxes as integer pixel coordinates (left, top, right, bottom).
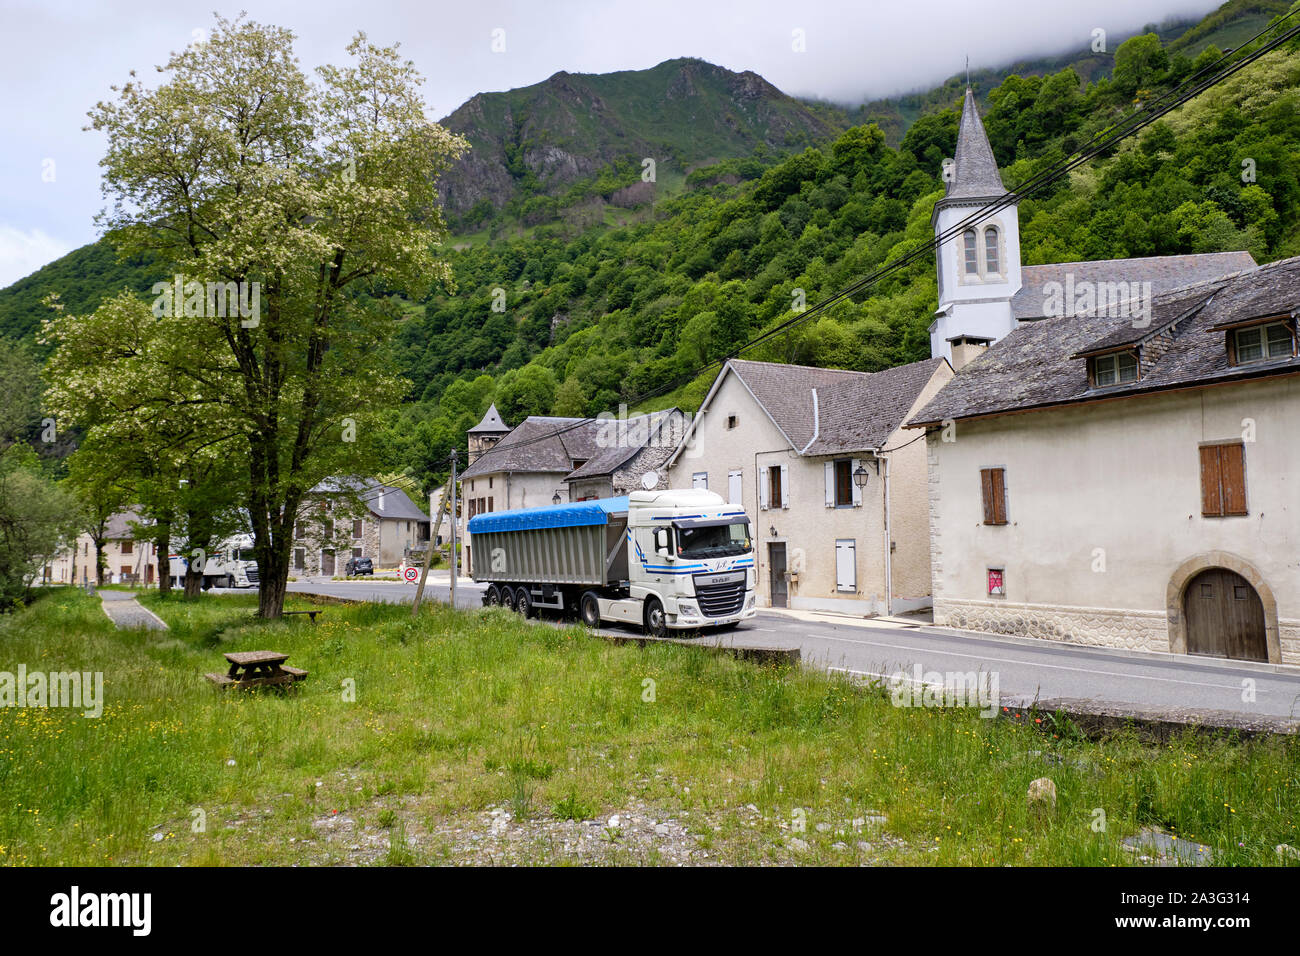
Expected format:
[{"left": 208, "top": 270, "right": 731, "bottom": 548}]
[
  {"left": 484, "top": 584, "right": 501, "bottom": 607},
  {"left": 515, "top": 587, "right": 533, "bottom": 618},
  {"left": 644, "top": 598, "right": 667, "bottom": 639},
  {"left": 580, "top": 591, "right": 601, "bottom": 628}
]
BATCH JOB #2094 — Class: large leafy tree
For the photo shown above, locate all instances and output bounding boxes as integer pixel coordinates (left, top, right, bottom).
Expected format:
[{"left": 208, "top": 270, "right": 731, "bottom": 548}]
[
  {"left": 84, "top": 16, "right": 466, "bottom": 616},
  {"left": 0, "top": 449, "right": 83, "bottom": 608}
]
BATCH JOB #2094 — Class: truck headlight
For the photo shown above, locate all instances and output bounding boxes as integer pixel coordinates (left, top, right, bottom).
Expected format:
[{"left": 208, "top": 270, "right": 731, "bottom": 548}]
[
  {"left": 745, "top": 594, "right": 755, "bottom": 610},
  {"left": 678, "top": 601, "right": 698, "bottom": 617}
]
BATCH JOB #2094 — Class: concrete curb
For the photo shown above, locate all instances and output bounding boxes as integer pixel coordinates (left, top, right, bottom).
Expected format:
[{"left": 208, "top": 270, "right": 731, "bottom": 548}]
[
  {"left": 596, "top": 630, "right": 800, "bottom": 667},
  {"left": 764, "top": 605, "right": 1300, "bottom": 676}
]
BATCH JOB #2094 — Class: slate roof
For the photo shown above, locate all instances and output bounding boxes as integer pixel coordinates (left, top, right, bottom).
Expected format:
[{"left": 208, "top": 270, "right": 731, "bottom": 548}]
[
  {"left": 309, "top": 477, "right": 430, "bottom": 522},
  {"left": 105, "top": 508, "right": 148, "bottom": 540},
  {"left": 938, "top": 88, "right": 1008, "bottom": 203},
  {"left": 357, "top": 481, "right": 430, "bottom": 523},
  {"left": 907, "top": 255, "right": 1300, "bottom": 426},
  {"left": 563, "top": 409, "right": 680, "bottom": 481},
  {"left": 467, "top": 402, "right": 510, "bottom": 434},
  {"left": 725, "top": 357, "right": 948, "bottom": 455},
  {"left": 1012, "top": 252, "right": 1259, "bottom": 321}
]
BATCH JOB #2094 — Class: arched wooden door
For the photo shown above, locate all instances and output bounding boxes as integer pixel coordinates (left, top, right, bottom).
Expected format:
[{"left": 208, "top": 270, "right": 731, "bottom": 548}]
[{"left": 1183, "top": 568, "right": 1267, "bottom": 662}]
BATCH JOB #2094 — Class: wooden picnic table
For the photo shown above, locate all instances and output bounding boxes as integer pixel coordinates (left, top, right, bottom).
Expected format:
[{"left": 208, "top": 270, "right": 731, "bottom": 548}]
[{"left": 206, "top": 650, "right": 309, "bottom": 689}]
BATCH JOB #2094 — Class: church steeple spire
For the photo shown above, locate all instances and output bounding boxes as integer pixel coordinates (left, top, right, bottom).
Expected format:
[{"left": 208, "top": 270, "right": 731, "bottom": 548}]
[
  {"left": 942, "top": 87, "right": 1007, "bottom": 202},
  {"left": 928, "top": 87, "right": 1022, "bottom": 365}
]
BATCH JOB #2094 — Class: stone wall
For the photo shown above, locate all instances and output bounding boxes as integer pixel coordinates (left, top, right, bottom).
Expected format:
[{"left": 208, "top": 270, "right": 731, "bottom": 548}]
[{"left": 935, "top": 598, "right": 1168, "bottom": 653}]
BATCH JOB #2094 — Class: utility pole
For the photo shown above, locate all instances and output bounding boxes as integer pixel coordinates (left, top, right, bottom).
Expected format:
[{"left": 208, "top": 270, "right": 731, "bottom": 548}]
[
  {"left": 449, "top": 448, "right": 458, "bottom": 610},
  {"left": 411, "top": 450, "right": 458, "bottom": 618}
]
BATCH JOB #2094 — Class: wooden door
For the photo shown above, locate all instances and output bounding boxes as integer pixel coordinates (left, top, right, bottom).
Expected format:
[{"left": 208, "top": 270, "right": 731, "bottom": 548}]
[
  {"left": 1183, "top": 568, "right": 1267, "bottom": 662},
  {"left": 321, "top": 549, "right": 336, "bottom": 576},
  {"left": 768, "top": 543, "right": 787, "bottom": 608}
]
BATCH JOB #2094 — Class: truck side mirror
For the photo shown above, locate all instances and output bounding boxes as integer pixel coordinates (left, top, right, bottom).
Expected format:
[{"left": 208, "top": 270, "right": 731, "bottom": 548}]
[{"left": 654, "top": 528, "right": 671, "bottom": 558}]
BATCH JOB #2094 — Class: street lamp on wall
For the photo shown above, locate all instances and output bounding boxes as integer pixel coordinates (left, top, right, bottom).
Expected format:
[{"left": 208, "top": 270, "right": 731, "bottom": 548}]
[
  {"left": 552, "top": 492, "right": 562, "bottom": 506},
  {"left": 852, "top": 464, "right": 870, "bottom": 490}
]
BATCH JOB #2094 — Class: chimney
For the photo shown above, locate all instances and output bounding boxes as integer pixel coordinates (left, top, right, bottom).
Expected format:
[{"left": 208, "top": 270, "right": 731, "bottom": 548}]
[{"left": 949, "top": 335, "right": 991, "bottom": 372}]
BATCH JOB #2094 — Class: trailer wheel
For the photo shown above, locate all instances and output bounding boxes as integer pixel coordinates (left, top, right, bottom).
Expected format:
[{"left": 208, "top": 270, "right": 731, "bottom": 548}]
[
  {"left": 644, "top": 598, "right": 667, "bottom": 639},
  {"left": 580, "top": 591, "right": 601, "bottom": 628},
  {"left": 484, "top": 584, "right": 501, "bottom": 607},
  {"left": 515, "top": 587, "right": 533, "bottom": 618}
]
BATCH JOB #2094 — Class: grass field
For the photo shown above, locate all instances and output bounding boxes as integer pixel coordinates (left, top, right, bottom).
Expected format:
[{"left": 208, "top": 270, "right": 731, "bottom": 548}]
[{"left": 1, "top": 588, "right": 1297, "bottom": 866}]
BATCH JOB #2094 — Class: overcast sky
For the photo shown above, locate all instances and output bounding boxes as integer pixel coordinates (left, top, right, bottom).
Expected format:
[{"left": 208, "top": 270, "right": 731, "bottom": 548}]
[{"left": 0, "top": 0, "right": 1220, "bottom": 286}]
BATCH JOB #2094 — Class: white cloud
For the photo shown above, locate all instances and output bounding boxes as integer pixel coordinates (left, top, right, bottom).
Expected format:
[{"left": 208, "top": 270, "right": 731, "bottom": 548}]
[{"left": 0, "top": 225, "right": 72, "bottom": 287}]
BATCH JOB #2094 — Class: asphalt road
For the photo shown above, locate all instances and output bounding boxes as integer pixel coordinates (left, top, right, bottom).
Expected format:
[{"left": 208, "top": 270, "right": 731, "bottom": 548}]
[{"left": 275, "top": 578, "right": 1300, "bottom": 724}]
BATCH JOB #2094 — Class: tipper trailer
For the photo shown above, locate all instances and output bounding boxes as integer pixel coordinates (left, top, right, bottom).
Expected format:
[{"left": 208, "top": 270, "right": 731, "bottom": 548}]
[{"left": 466, "top": 489, "right": 757, "bottom": 635}]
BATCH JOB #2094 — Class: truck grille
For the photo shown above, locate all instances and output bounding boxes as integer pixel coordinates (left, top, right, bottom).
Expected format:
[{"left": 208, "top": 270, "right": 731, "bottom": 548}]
[
  {"left": 246, "top": 566, "right": 259, "bottom": 583},
  {"left": 693, "top": 571, "right": 745, "bottom": 618}
]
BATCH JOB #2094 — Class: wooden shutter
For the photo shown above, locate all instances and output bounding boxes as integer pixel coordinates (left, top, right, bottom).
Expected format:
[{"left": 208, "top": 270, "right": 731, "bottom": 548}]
[
  {"left": 1220, "top": 444, "right": 1247, "bottom": 515},
  {"left": 1199, "top": 446, "right": 1223, "bottom": 516},
  {"left": 824, "top": 462, "right": 835, "bottom": 507},
  {"left": 991, "top": 469, "right": 1007, "bottom": 524},
  {"left": 728, "top": 470, "right": 742, "bottom": 505},
  {"left": 758, "top": 467, "right": 769, "bottom": 511},
  {"left": 1202, "top": 443, "right": 1248, "bottom": 517},
  {"left": 780, "top": 463, "right": 790, "bottom": 509},
  {"left": 980, "top": 468, "right": 1007, "bottom": 525},
  {"left": 835, "top": 539, "right": 856, "bottom": 592},
  {"left": 851, "top": 459, "right": 864, "bottom": 507}
]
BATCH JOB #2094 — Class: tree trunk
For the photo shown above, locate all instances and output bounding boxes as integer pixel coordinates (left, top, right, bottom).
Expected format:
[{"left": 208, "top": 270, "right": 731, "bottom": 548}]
[
  {"left": 155, "top": 523, "right": 171, "bottom": 597},
  {"left": 258, "top": 562, "right": 288, "bottom": 618},
  {"left": 183, "top": 567, "right": 203, "bottom": 598},
  {"left": 93, "top": 540, "right": 105, "bottom": 587}
]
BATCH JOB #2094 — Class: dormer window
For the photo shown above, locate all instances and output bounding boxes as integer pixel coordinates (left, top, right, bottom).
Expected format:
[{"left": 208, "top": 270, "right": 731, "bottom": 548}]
[
  {"left": 1091, "top": 350, "right": 1138, "bottom": 387},
  {"left": 1233, "top": 320, "right": 1294, "bottom": 364}
]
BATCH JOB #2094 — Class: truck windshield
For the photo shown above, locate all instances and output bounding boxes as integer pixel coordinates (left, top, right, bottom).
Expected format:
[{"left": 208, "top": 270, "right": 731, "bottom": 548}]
[{"left": 676, "top": 522, "right": 751, "bottom": 559}]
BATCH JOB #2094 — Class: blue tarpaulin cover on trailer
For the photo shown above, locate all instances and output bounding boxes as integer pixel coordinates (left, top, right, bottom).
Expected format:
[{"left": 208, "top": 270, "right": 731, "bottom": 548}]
[{"left": 467, "top": 496, "right": 629, "bottom": 534}]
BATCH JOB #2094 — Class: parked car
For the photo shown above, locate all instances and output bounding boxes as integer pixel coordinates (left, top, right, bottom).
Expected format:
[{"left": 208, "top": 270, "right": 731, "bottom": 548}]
[{"left": 345, "top": 556, "right": 373, "bottom": 576}]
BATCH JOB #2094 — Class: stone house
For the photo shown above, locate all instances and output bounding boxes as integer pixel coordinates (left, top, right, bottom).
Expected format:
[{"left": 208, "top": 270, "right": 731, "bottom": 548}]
[
  {"left": 665, "top": 357, "right": 953, "bottom": 615},
  {"left": 292, "top": 478, "right": 429, "bottom": 575},
  {"left": 45, "top": 508, "right": 160, "bottom": 586}
]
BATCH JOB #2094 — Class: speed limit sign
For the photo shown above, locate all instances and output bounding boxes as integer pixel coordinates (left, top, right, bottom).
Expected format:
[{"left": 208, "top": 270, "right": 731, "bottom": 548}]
[{"left": 403, "top": 566, "right": 419, "bottom": 584}]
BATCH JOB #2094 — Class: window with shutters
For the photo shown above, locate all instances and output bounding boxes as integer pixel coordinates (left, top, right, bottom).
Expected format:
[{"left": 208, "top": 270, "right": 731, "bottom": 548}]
[
  {"left": 120, "top": 540, "right": 133, "bottom": 555},
  {"left": 980, "top": 467, "right": 1008, "bottom": 525},
  {"left": 764, "top": 463, "right": 785, "bottom": 509},
  {"left": 692, "top": 472, "right": 708, "bottom": 490},
  {"left": 833, "top": 459, "right": 853, "bottom": 507},
  {"left": 1199, "top": 442, "right": 1248, "bottom": 517},
  {"left": 352, "top": 519, "right": 363, "bottom": 538},
  {"left": 293, "top": 548, "right": 305, "bottom": 570}
]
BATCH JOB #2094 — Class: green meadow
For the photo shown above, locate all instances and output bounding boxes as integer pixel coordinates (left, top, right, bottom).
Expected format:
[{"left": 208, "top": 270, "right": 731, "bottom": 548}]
[{"left": 0, "top": 588, "right": 1296, "bottom": 866}]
